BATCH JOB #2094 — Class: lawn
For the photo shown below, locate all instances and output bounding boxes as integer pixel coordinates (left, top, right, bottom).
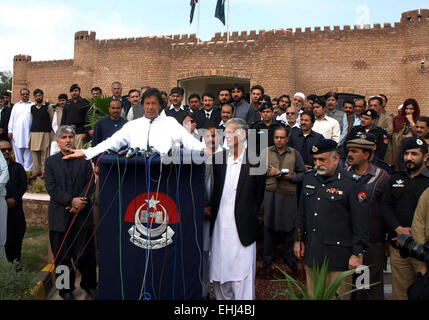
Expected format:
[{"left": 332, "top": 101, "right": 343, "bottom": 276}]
[{"left": 21, "top": 225, "right": 49, "bottom": 274}]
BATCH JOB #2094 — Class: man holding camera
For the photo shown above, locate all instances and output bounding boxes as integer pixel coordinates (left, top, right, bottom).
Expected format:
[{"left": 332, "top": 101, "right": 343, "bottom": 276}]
[
  {"left": 262, "top": 125, "right": 306, "bottom": 271},
  {"left": 383, "top": 137, "right": 429, "bottom": 300}
]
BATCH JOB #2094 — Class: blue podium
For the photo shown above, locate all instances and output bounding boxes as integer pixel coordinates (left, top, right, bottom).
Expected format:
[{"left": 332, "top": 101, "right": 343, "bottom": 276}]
[{"left": 97, "top": 151, "right": 205, "bottom": 300}]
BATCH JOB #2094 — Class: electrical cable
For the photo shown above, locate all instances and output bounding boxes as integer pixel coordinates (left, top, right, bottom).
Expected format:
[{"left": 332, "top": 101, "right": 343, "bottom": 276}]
[
  {"left": 41, "top": 156, "right": 116, "bottom": 295},
  {"left": 38, "top": 152, "right": 106, "bottom": 290},
  {"left": 189, "top": 163, "right": 204, "bottom": 289},
  {"left": 116, "top": 156, "right": 127, "bottom": 300}
]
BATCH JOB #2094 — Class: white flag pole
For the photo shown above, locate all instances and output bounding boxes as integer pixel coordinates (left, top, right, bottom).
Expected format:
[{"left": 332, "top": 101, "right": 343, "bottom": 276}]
[{"left": 227, "top": 0, "right": 230, "bottom": 42}]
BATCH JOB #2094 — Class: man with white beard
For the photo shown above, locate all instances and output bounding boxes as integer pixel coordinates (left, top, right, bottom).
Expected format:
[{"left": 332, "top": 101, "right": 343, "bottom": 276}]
[{"left": 294, "top": 139, "right": 369, "bottom": 300}]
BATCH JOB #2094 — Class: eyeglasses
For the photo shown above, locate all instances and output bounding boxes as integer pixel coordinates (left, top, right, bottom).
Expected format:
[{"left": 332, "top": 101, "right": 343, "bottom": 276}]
[
  {"left": 0, "top": 148, "right": 11, "bottom": 152},
  {"left": 286, "top": 112, "right": 296, "bottom": 115}
]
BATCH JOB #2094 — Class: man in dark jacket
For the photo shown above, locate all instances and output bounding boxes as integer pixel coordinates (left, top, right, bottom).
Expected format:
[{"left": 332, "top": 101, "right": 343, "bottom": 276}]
[
  {"left": 294, "top": 139, "right": 369, "bottom": 300},
  {"left": 44, "top": 125, "right": 97, "bottom": 300},
  {"left": 0, "top": 140, "right": 27, "bottom": 263}
]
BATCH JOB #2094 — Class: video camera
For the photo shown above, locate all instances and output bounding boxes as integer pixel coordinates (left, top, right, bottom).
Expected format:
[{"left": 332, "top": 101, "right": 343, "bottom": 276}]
[{"left": 398, "top": 235, "right": 429, "bottom": 265}]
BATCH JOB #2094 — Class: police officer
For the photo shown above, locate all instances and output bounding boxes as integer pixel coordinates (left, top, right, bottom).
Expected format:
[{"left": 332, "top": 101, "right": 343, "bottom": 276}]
[
  {"left": 383, "top": 137, "right": 429, "bottom": 300},
  {"left": 347, "top": 109, "right": 388, "bottom": 160},
  {"left": 346, "top": 138, "right": 390, "bottom": 300},
  {"left": 350, "top": 132, "right": 393, "bottom": 174},
  {"left": 250, "top": 102, "right": 284, "bottom": 156},
  {"left": 294, "top": 139, "right": 369, "bottom": 300}
]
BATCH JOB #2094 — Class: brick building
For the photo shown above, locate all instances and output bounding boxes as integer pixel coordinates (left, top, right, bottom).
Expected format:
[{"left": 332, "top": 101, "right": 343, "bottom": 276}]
[{"left": 12, "top": 9, "right": 429, "bottom": 115}]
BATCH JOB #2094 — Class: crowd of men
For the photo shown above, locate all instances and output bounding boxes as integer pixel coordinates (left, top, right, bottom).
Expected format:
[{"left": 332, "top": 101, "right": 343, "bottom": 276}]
[{"left": 1, "top": 81, "right": 429, "bottom": 301}]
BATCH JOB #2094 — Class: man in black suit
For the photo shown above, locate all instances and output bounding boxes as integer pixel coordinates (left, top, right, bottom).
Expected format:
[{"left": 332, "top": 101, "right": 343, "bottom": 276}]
[
  {"left": 0, "top": 95, "right": 11, "bottom": 141},
  {"left": 294, "top": 139, "right": 369, "bottom": 300},
  {"left": 209, "top": 118, "right": 266, "bottom": 300},
  {"left": 44, "top": 125, "right": 97, "bottom": 300},
  {"left": 0, "top": 140, "right": 27, "bottom": 263},
  {"left": 195, "top": 92, "right": 221, "bottom": 129}
]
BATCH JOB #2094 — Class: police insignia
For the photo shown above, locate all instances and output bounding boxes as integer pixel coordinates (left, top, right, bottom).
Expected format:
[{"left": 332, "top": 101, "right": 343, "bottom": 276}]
[
  {"left": 417, "top": 139, "right": 423, "bottom": 146},
  {"left": 358, "top": 192, "right": 368, "bottom": 203},
  {"left": 312, "top": 146, "right": 318, "bottom": 153}
]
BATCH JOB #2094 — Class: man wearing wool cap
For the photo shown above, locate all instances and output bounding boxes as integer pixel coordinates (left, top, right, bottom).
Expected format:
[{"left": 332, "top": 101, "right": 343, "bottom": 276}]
[{"left": 346, "top": 138, "right": 390, "bottom": 300}]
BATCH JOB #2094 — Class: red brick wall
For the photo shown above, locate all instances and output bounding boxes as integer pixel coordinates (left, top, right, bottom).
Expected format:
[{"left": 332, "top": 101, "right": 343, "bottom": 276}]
[{"left": 12, "top": 9, "right": 429, "bottom": 115}]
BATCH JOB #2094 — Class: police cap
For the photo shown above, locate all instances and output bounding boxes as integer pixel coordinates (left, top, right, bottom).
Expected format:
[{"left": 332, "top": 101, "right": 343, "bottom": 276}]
[
  {"left": 402, "top": 137, "right": 428, "bottom": 154},
  {"left": 311, "top": 139, "right": 338, "bottom": 155},
  {"left": 361, "top": 109, "right": 378, "bottom": 119}
]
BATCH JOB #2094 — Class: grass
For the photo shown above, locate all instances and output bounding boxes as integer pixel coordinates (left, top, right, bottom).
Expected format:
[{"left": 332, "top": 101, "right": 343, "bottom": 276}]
[{"left": 21, "top": 225, "right": 49, "bottom": 274}]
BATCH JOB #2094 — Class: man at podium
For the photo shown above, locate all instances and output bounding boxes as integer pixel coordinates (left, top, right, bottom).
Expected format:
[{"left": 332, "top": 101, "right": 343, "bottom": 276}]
[{"left": 63, "top": 88, "right": 205, "bottom": 160}]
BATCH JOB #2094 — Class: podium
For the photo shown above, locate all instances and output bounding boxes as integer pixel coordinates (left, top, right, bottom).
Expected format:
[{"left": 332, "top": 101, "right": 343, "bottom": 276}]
[{"left": 97, "top": 151, "right": 205, "bottom": 300}]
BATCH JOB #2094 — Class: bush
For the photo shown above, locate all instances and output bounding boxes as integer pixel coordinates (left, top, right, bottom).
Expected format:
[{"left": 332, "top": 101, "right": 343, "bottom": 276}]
[{"left": 0, "top": 259, "right": 37, "bottom": 300}]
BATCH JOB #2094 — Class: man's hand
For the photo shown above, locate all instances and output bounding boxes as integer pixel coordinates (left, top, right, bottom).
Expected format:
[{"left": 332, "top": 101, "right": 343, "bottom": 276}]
[
  {"left": 294, "top": 241, "right": 305, "bottom": 260},
  {"left": 71, "top": 197, "right": 87, "bottom": 211},
  {"left": 62, "top": 149, "right": 86, "bottom": 160},
  {"left": 393, "top": 226, "right": 412, "bottom": 241},
  {"left": 420, "top": 263, "right": 428, "bottom": 276},
  {"left": 204, "top": 206, "right": 211, "bottom": 219},
  {"left": 305, "top": 165, "right": 313, "bottom": 171},
  {"left": 6, "top": 198, "right": 17, "bottom": 208},
  {"left": 269, "top": 167, "right": 281, "bottom": 177},
  {"left": 349, "top": 254, "right": 363, "bottom": 270}
]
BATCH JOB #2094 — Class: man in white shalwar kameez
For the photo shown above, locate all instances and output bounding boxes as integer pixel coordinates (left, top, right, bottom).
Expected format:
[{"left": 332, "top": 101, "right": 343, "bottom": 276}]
[
  {"left": 209, "top": 118, "right": 266, "bottom": 300},
  {"left": 8, "top": 88, "right": 33, "bottom": 171},
  {"left": 0, "top": 151, "right": 10, "bottom": 260}
]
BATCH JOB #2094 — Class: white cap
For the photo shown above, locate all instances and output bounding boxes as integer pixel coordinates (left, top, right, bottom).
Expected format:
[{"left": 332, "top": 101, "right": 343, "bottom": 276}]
[{"left": 294, "top": 92, "right": 306, "bottom": 102}]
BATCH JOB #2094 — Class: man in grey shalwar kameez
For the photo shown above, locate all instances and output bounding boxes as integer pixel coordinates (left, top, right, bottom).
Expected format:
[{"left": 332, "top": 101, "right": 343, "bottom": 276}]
[
  {"left": 0, "top": 151, "right": 10, "bottom": 260},
  {"left": 262, "top": 125, "right": 305, "bottom": 271}
]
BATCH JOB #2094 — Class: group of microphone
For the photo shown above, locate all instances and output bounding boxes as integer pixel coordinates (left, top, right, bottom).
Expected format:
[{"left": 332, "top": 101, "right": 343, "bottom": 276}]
[{"left": 110, "top": 147, "right": 158, "bottom": 159}]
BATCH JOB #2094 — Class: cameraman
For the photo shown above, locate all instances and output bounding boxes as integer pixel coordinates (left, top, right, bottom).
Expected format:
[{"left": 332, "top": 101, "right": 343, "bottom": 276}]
[{"left": 408, "top": 187, "right": 429, "bottom": 300}]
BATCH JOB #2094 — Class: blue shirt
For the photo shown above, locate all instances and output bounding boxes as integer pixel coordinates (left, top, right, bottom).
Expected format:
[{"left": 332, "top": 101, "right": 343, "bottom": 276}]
[{"left": 92, "top": 116, "right": 128, "bottom": 147}]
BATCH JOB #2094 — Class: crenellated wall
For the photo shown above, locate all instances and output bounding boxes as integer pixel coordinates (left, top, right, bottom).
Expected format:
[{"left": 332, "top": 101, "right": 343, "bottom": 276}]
[{"left": 12, "top": 9, "right": 429, "bottom": 114}]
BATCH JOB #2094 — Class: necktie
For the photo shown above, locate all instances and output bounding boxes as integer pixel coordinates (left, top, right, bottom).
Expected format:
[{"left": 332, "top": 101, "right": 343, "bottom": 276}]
[
  {"left": 206, "top": 113, "right": 210, "bottom": 120},
  {"left": 302, "top": 136, "right": 310, "bottom": 166}
]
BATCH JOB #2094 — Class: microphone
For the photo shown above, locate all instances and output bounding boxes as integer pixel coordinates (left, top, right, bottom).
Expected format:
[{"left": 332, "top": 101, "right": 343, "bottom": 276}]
[
  {"left": 117, "top": 148, "right": 129, "bottom": 156},
  {"left": 126, "top": 147, "right": 140, "bottom": 158}
]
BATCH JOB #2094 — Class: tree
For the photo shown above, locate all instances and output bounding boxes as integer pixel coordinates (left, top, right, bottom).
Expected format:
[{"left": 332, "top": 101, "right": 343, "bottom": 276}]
[{"left": 0, "top": 70, "right": 12, "bottom": 93}]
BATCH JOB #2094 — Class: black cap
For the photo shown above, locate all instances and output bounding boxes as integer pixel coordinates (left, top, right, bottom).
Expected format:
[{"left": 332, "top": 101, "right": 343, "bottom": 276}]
[
  {"left": 362, "top": 109, "right": 378, "bottom": 119},
  {"left": 402, "top": 137, "right": 428, "bottom": 154},
  {"left": 69, "top": 84, "right": 80, "bottom": 92},
  {"left": 259, "top": 102, "right": 273, "bottom": 112},
  {"left": 311, "top": 139, "right": 338, "bottom": 155},
  {"left": 354, "top": 132, "right": 377, "bottom": 144}
]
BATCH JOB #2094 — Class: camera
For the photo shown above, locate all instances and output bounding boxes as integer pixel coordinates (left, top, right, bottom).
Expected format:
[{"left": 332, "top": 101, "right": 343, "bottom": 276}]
[
  {"left": 398, "top": 234, "right": 429, "bottom": 265},
  {"left": 274, "top": 169, "right": 289, "bottom": 178}
]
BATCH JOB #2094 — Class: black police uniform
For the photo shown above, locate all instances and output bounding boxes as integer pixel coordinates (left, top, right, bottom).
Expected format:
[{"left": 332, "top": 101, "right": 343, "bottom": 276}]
[
  {"left": 372, "top": 155, "right": 393, "bottom": 175},
  {"left": 250, "top": 119, "right": 284, "bottom": 156},
  {"left": 297, "top": 167, "right": 370, "bottom": 271},
  {"left": 383, "top": 167, "right": 429, "bottom": 241},
  {"left": 347, "top": 126, "right": 388, "bottom": 159}
]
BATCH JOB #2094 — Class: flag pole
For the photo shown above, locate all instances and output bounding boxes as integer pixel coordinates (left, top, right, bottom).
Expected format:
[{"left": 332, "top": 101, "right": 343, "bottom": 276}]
[
  {"left": 197, "top": 0, "right": 201, "bottom": 44},
  {"left": 227, "top": 0, "right": 230, "bottom": 42}
]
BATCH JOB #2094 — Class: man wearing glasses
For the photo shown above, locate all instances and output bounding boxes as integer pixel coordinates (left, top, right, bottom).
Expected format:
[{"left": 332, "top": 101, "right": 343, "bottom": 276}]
[
  {"left": 278, "top": 106, "right": 300, "bottom": 132},
  {"left": 8, "top": 88, "right": 33, "bottom": 172}
]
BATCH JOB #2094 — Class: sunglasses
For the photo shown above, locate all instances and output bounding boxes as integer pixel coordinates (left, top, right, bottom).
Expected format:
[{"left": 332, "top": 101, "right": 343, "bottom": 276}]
[
  {"left": 286, "top": 112, "right": 297, "bottom": 115},
  {"left": 0, "top": 148, "right": 11, "bottom": 152}
]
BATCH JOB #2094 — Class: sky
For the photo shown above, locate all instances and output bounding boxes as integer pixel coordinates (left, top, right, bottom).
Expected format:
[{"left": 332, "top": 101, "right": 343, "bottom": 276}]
[{"left": 1, "top": 0, "right": 428, "bottom": 72}]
